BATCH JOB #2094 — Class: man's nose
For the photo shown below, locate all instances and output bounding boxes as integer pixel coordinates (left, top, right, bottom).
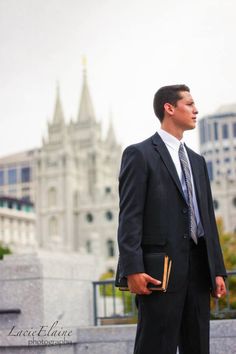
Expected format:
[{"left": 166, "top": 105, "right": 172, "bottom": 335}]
[{"left": 194, "top": 106, "right": 198, "bottom": 115}]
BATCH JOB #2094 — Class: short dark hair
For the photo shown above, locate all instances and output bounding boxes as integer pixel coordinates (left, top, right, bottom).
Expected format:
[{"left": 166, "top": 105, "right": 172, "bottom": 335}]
[{"left": 153, "top": 84, "right": 190, "bottom": 122}]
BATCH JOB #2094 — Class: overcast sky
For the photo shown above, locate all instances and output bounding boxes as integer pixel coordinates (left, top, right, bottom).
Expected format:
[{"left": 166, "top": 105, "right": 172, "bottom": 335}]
[{"left": 1, "top": 0, "right": 236, "bottom": 156}]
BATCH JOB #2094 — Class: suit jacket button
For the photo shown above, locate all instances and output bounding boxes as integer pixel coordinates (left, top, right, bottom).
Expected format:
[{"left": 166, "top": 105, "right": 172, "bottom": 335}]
[
  {"left": 183, "top": 233, "right": 188, "bottom": 239},
  {"left": 182, "top": 208, "right": 188, "bottom": 214}
]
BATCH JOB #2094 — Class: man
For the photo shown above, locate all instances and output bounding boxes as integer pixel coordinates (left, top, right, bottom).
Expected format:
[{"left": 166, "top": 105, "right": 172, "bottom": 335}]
[{"left": 117, "top": 85, "right": 226, "bottom": 354}]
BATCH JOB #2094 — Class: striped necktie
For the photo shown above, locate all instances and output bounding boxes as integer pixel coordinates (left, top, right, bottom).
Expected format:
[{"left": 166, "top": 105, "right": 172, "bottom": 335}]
[{"left": 178, "top": 143, "right": 198, "bottom": 244}]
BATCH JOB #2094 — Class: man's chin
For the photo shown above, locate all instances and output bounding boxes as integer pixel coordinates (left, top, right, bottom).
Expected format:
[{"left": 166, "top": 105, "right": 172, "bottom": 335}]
[{"left": 184, "top": 125, "right": 196, "bottom": 131}]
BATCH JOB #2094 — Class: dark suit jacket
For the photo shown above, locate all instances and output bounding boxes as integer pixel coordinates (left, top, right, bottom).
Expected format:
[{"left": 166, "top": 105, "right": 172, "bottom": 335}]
[{"left": 117, "top": 132, "right": 226, "bottom": 292}]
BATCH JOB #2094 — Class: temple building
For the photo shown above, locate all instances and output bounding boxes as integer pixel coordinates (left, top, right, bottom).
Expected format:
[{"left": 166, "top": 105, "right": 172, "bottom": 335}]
[{"left": 0, "top": 66, "right": 122, "bottom": 271}]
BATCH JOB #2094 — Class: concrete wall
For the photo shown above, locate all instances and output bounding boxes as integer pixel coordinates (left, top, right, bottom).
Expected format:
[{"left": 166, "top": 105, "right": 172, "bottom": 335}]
[{"left": 0, "top": 251, "right": 97, "bottom": 348}]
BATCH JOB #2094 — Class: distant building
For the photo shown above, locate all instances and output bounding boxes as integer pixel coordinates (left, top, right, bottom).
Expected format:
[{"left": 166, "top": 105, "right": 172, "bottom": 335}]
[
  {"left": 199, "top": 104, "right": 236, "bottom": 232},
  {"left": 0, "top": 66, "right": 122, "bottom": 272},
  {"left": 0, "top": 196, "right": 36, "bottom": 252},
  {"left": 0, "top": 149, "right": 37, "bottom": 203}
]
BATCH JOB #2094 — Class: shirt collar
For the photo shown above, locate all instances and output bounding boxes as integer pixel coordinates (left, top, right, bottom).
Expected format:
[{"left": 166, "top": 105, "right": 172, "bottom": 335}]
[{"left": 158, "top": 128, "right": 184, "bottom": 151}]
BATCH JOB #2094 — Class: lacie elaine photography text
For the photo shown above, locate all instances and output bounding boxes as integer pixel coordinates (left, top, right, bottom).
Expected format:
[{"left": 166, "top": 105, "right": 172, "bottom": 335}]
[{"left": 8, "top": 320, "right": 73, "bottom": 338}]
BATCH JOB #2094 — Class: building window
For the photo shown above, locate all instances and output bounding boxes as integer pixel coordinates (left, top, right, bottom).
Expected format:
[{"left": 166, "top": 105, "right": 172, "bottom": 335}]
[
  {"left": 214, "top": 122, "right": 218, "bottom": 141},
  {"left": 0, "top": 170, "right": 4, "bottom": 186},
  {"left": 199, "top": 120, "right": 206, "bottom": 144},
  {"left": 207, "top": 123, "right": 211, "bottom": 141},
  {"left": 86, "top": 240, "right": 92, "bottom": 253},
  {"left": 8, "top": 168, "right": 17, "bottom": 184},
  {"left": 222, "top": 124, "right": 229, "bottom": 139},
  {"left": 224, "top": 158, "right": 231, "bottom": 163},
  {"left": 22, "top": 196, "right": 31, "bottom": 203},
  {"left": 21, "top": 167, "right": 31, "bottom": 183},
  {"left": 73, "top": 191, "right": 78, "bottom": 208},
  {"left": 233, "top": 197, "right": 236, "bottom": 207},
  {"left": 86, "top": 213, "right": 93, "bottom": 223},
  {"left": 105, "top": 211, "right": 113, "bottom": 221},
  {"left": 206, "top": 161, "right": 213, "bottom": 181},
  {"left": 48, "top": 187, "right": 57, "bottom": 207},
  {"left": 49, "top": 216, "right": 58, "bottom": 237},
  {"left": 213, "top": 199, "right": 219, "bottom": 210},
  {"left": 233, "top": 122, "right": 236, "bottom": 137},
  {"left": 107, "top": 239, "right": 114, "bottom": 257},
  {"left": 105, "top": 186, "right": 111, "bottom": 194}
]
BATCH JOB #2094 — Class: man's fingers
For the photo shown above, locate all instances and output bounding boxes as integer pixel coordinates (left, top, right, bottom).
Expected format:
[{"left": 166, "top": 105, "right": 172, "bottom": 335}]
[
  {"left": 215, "top": 277, "right": 227, "bottom": 298},
  {"left": 212, "top": 283, "right": 227, "bottom": 298},
  {"left": 127, "top": 273, "right": 155, "bottom": 294},
  {"left": 130, "top": 285, "right": 152, "bottom": 295},
  {"left": 145, "top": 274, "right": 162, "bottom": 285}
]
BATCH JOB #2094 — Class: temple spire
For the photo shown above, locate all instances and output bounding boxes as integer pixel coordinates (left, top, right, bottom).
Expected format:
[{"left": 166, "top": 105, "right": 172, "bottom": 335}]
[
  {"left": 77, "top": 59, "right": 96, "bottom": 122},
  {"left": 52, "top": 82, "right": 65, "bottom": 124},
  {"left": 106, "top": 111, "right": 117, "bottom": 146}
]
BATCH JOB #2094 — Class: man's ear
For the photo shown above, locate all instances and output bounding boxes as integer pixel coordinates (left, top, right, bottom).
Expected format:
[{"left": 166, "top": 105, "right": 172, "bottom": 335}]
[{"left": 164, "top": 103, "right": 175, "bottom": 116}]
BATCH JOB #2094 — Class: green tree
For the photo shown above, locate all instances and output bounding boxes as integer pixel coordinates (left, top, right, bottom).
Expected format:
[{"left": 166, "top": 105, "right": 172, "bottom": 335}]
[
  {"left": 99, "top": 270, "right": 137, "bottom": 321},
  {"left": 217, "top": 218, "right": 236, "bottom": 270},
  {"left": 0, "top": 242, "right": 11, "bottom": 260},
  {"left": 211, "top": 218, "right": 236, "bottom": 318}
]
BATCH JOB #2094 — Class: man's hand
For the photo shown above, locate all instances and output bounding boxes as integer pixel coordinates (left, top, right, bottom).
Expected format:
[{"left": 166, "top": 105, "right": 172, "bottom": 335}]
[
  {"left": 127, "top": 273, "right": 162, "bottom": 295},
  {"left": 212, "top": 276, "right": 227, "bottom": 299}
]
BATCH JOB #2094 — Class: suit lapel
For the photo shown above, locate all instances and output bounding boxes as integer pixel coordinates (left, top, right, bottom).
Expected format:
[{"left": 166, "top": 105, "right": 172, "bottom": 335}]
[{"left": 151, "top": 132, "right": 186, "bottom": 202}]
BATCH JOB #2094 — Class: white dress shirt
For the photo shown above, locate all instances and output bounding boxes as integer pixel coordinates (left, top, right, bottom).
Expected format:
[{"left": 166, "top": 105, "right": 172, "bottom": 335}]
[{"left": 158, "top": 128, "right": 204, "bottom": 237}]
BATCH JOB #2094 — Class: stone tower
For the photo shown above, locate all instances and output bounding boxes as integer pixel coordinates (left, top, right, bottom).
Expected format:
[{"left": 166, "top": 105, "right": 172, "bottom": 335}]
[{"left": 35, "top": 67, "right": 121, "bottom": 270}]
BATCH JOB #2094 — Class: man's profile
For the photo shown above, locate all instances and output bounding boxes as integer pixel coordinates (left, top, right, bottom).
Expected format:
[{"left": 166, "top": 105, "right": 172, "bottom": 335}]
[{"left": 117, "top": 85, "right": 226, "bottom": 354}]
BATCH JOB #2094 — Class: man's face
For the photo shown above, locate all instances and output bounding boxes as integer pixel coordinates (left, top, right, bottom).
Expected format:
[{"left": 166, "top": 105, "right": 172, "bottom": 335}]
[{"left": 171, "top": 91, "right": 198, "bottom": 131}]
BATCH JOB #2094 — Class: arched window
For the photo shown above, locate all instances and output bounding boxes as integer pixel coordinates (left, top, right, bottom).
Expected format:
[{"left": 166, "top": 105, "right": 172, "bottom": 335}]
[
  {"left": 86, "top": 213, "right": 94, "bottom": 223},
  {"left": 86, "top": 240, "right": 92, "bottom": 253},
  {"left": 73, "top": 191, "right": 78, "bottom": 208},
  {"left": 233, "top": 197, "right": 236, "bottom": 207},
  {"left": 213, "top": 199, "right": 219, "bottom": 210},
  {"left": 107, "top": 239, "right": 114, "bottom": 257},
  {"left": 48, "top": 187, "right": 57, "bottom": 207},
  {"left": 49, "top": 216, "right": 58, "bottom": 237},
  {"left": 105, "top": 211, "right": 113, "bottom": 221}
]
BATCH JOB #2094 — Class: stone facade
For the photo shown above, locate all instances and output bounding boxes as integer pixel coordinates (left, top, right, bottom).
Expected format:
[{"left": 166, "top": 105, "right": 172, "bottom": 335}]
[
  {"left": 0, "top": 252, "right": 100, "bottom": 350},
  {"left": 35, "top": 69, "right": 121, "bottom": 272}
]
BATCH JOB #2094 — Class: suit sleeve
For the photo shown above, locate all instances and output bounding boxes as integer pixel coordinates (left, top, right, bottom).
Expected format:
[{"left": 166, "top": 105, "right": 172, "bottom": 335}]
[
  {"left": 202, "top": 156, "right": 227, "bottom": 277},
  {"left": 117, "top": 145, "right": 148, "bottom": 277}
]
